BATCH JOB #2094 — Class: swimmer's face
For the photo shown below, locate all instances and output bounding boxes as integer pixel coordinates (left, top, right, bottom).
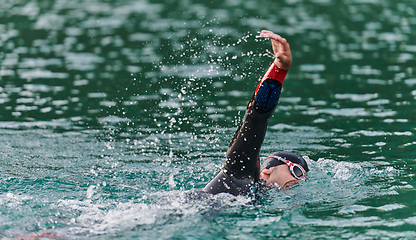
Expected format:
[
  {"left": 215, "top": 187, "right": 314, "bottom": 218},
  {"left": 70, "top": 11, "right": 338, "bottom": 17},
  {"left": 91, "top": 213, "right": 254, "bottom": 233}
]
[{"left": 259, "top": 165, "right": 299, "bottom": 188}]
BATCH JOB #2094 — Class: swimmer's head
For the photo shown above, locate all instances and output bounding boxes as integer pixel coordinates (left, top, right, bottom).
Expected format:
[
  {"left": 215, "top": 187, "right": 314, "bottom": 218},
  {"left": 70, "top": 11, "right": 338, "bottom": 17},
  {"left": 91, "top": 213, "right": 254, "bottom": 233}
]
[
  {"left": 260, "top": 151, "right": 309, "bottom": 172},
  {"left": 259, "top": 151, "right": 309, "bottom": 188}
]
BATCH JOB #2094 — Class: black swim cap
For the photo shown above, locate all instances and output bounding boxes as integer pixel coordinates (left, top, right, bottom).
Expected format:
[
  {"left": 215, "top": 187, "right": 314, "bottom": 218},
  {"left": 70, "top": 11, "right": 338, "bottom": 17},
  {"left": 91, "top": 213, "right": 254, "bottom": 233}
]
[{"left": 260, "top": 151, "right": 309, "bottom": 172}]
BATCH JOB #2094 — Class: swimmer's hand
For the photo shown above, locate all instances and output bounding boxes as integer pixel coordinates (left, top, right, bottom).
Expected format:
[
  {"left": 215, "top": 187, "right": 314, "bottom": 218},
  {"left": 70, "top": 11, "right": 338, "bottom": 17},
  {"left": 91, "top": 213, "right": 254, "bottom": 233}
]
[{"left": 259, "top": 30, "right": 292, "bottom": 71}]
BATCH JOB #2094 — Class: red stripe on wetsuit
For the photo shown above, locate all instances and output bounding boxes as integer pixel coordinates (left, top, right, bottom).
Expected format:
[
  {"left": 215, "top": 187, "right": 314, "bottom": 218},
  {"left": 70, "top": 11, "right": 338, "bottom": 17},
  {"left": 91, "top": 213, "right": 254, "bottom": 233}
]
[{"left": 254, "top": 62, "right": 288, "bottom": 95}]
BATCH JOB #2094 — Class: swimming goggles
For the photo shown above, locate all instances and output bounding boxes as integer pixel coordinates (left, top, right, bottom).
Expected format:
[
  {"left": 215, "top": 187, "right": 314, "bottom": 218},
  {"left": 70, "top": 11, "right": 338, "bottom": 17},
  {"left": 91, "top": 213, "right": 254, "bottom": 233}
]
[{"left": 266, "top": 155, "right": 307, "bottom": 180}]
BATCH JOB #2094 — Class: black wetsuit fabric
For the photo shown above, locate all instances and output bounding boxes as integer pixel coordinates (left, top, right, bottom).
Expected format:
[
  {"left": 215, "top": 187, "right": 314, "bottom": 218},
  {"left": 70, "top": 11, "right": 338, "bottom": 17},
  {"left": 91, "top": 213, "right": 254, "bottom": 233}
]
[{"left": 203, "top": 76, "right": 283, "bottom": 196}]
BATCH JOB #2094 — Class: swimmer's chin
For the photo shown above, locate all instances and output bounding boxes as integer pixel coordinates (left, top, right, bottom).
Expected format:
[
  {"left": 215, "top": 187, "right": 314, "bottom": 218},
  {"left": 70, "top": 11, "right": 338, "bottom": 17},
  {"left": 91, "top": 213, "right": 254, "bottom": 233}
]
[
  {"left": 265, "top": 179, "right": 303, "bottom": 191},
  {"left": 282, "top": 179, "right": 300, "bottom": 188}
]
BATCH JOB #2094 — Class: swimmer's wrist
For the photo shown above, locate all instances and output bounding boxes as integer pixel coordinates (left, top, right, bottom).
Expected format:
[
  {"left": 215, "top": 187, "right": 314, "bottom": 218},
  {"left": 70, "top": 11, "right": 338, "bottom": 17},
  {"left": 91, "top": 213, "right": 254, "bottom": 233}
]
[
  {"left": 274, "top": 58, "right": 291, "bottom": 71},
  {"left": 262, "top": 61, "right": 288, "bottom": 84}
]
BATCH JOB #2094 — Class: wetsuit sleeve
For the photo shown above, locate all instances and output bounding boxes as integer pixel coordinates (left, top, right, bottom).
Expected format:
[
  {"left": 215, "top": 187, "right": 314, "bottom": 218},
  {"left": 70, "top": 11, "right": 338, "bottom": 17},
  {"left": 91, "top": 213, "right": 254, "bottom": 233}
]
[{"left": 203, "top": 62, "right": 288, "bottom": 195}]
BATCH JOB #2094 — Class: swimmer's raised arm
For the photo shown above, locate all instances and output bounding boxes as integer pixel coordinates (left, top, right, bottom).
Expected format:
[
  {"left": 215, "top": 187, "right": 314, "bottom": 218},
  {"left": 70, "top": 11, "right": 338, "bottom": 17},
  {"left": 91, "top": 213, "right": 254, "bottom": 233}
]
[
  {"left": 203, "top": 30, "right": 306, "bottom": 196},
  {"left": 259, "top": 30, "right": 292, "bottom": 71}
]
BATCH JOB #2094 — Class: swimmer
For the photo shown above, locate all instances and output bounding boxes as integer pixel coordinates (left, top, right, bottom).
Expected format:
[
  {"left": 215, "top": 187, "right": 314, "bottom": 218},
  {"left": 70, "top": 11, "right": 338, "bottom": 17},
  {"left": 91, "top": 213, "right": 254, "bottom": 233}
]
[{"left": 203, "top": 30, "right": 309, "bottom": 196}]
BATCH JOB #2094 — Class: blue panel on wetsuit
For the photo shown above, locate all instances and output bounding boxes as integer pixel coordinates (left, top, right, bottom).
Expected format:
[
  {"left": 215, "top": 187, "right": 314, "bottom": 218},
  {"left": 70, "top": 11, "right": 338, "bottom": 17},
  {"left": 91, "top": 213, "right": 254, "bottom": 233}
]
[{"left": 255, "top": 79, "right": 282, "bottom": 112}]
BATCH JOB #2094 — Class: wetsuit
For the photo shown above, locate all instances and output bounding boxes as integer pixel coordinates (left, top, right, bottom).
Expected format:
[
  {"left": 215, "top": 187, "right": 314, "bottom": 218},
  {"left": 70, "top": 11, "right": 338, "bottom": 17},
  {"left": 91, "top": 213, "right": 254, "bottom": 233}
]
[{"left": 203, "top": 61, "right": 288, "bottom": 196}]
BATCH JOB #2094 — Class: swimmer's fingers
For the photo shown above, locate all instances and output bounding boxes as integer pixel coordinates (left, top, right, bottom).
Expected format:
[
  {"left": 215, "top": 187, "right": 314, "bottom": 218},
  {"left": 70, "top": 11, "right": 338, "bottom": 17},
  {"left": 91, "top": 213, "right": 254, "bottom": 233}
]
[
  {"left": 260, "top": 30, "right": 291, "bottom": 53},
  {"left": 259, "top": 30, "right": 292, "bottom": 70}
]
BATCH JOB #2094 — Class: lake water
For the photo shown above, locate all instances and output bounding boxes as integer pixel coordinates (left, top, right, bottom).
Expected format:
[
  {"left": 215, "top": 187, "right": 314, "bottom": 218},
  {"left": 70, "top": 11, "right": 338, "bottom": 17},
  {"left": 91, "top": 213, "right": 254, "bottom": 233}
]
[{"left": 1, "top": 0, "right": 416, "bottom": 239}]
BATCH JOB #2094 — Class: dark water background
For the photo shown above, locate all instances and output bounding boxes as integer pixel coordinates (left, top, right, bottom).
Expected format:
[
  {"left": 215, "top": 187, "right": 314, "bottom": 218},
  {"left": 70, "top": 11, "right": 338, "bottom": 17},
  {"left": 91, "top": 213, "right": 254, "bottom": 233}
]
[{"left": 1, "top": 0, "right": 416, "bottom": 239}]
